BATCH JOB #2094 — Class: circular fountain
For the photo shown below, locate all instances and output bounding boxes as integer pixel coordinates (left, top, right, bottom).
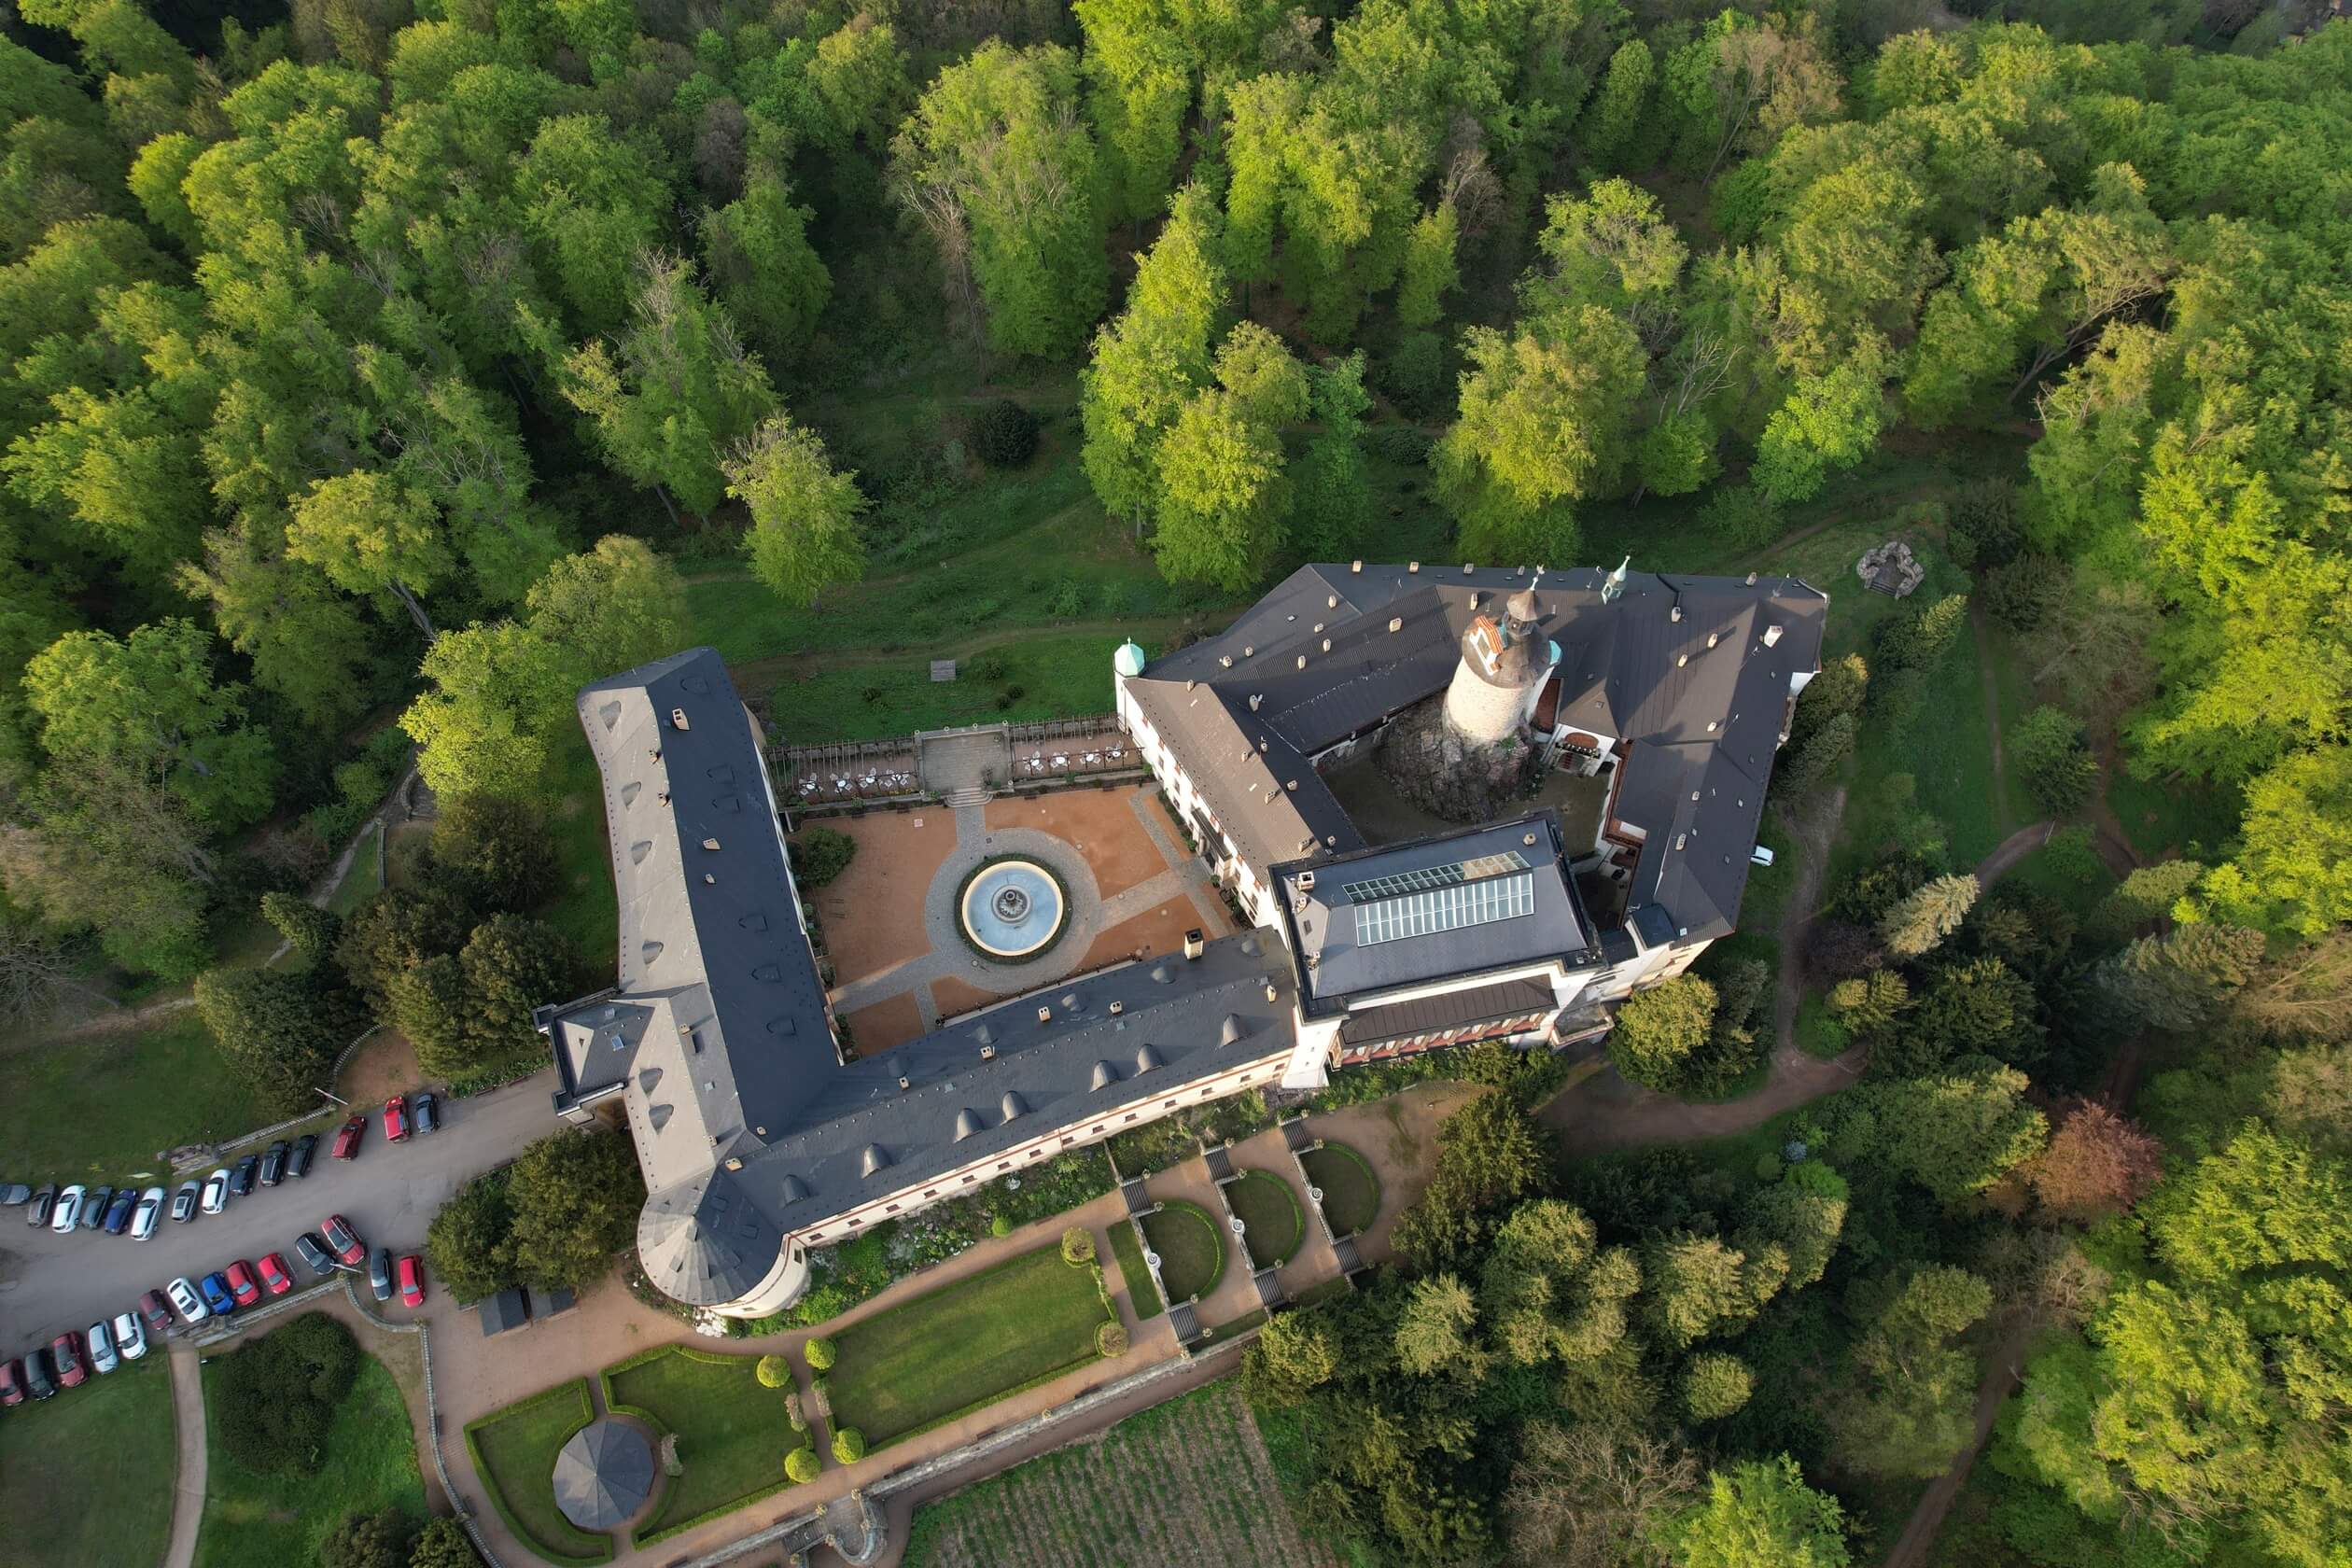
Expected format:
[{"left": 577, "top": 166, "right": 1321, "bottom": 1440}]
[{"left": 958, "top": 859, "right": 1069, "bottom": 960}]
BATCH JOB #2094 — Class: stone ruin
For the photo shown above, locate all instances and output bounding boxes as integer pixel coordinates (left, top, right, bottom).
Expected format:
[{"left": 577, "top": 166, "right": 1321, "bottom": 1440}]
[
  {"left": 1856, "top": 539, "right": 1925, "bottom": 597},
  {"left": 1375, "top": 693, "right": 1544, "bottom": 825}
]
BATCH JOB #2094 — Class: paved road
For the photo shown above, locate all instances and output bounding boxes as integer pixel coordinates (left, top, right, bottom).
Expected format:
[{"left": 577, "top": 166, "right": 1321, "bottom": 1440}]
[{"left": 0, "top": 1071, "right": 556, "bottom": 1353}]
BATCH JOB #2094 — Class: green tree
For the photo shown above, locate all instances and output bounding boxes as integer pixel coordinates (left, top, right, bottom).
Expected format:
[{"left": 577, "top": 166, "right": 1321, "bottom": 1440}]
[
  {"left": 1609, "top": 977, "right": 1719, "bottom": 1095},
  {"left": 286, "top": 469, "right": 451, "bottom": 639},
  {"left": 338, "top": 883, "right": 474, "bottom": 1009},
  {"left": 723, "top": 416, "right": 867, "bottom": 609},
  {"left": 427, "top": 1171, "right": 513, "bottom": 1303},
  {"left": 1879, "top": 874, "right": 1979, "bottom": 959},
  {"left": 511, "top": 114, "right": 672, "bottom": 337},
  {"left": 2199, "top": 746, "right": 2352, "bottom": 939},
  {"left": 2015, "top": 706, "right": 2098, "bottom": 816},
  {"left": 1841, "top": 1065, "right": 2048, "bottom": 1204},
  {"left": 1394, "top": 202, "right": 1458, "bottom": 331},
  {"left": 430, "top": 794, "right": 556, "bottom": 913},
  {"left": 1393, "top": 1273, "right": 1482, "bottom": 1378},
  {"left": 804, "top": 1336, "right": 835, "bottom": 1371},
  {"left": 194, "top": 966, "right": 344, "bottom": 1115},
  {"left": 407, "top": 1518, "right": 482, "bottom": 1568},
  {"left": 1241, "top": 1311, "right": 1338, "bottom": 1405},
  {"left": 261, "top": 892, "right": 341, "bottom": 972},
  {"left": 523, "top": 536, "right": 691, "bottom": 687},
  {"left": 1290, "top": 354, "right": 1372, "bottom": 560},
  {"left": 893, "top": 42, "right": 1108, "bottom": 358},
  {"left": 1754, "top": 360, "right": 1887, "bottom": 503},
  {"left": 460, "top": 915, "right": 573, "bottom": 1065},
  {"left": 755, "top": 1354, "right": 790, "bottom": 1389},
  {"left": 26, "top": 619, "right": 277, "bottom": 833},
  {"left": 1653, "top": 1455, "right": 1850, "bottom": 1568},
  {"left": 0, "top": 757, "right": 215, "bottom": 978},
  {"left": 1580, "top": 38, "right": 1655, "bottom": 173},
  {"left": 1827, "top": 970, "right": 1910, "bottom": 1039},
  {"left": 1682, "top": 1352, "right": 1755, "bottom": 1421},
  {"left": 401, "top": 619, "right": 573, "bottom": 803},
  {"left": 701, "top": 171, "right": 832, "bottom": 364},
  {"left": 1739, "top": 1162, "right": 1849, "bottom": 1291},
  {"left": 1832, "top": 1266, "right": 1992, "bottom": 1479},
  {"left": 502, "top": 1128, "right": 644, "bottom": 1291},
  {"left": 1151, "top": 324, "right": 1306, "bottom": 592},
  {"left": 322, "top": 1507, "right": 411, "bottom": 1568},
  {"left": 785, "top": 1447, "right": 820, "bottom": 1483},
  {"left": 1642, "top": 1232, "right": 1785, "bottom": 1350},
  {"left": 832, "top": 1426, "right": 866, "bottom": 1463},
  {"left": 392, "top": 953, "right": 471, "bottom": 1081}
]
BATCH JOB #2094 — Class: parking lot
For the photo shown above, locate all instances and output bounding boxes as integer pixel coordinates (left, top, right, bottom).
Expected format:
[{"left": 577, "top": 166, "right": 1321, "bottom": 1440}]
[{"left": 0, "top": 1071, "right": 555, "bottom": 1355}]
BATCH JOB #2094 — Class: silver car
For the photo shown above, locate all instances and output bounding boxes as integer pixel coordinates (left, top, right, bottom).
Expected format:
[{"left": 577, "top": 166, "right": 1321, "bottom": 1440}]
[
  {"left": 50, "top": 1183, "right": 84, "bottom": 1233},
  {"left": 111, "top": 1309, "right": 147, "bottom": 1361},
  {"left": 87, "top": 1319, "right": 119, "bottom": 1375},
  {"left": 200, "top": 1168, "right": 230, "bottom": 1215},
  {"left": 172, "top": 1181, "right": 201, "bottom": 1223},
  {"left": 131, "top": 1185, "right": 166, "bottom": 1240}
]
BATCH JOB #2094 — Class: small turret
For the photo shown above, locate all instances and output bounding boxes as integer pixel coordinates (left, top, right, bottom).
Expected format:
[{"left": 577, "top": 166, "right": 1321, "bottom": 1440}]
[{"left": 1113, "top": 640, "right": 1147, "bottom": 679}]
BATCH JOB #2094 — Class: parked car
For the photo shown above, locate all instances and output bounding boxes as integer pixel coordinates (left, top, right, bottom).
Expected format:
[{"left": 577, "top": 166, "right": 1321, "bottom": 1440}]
[
  {"left": 139, "top": 1290, "right": 174, "bottom": 1338},
  {"left": 197, "top": 1272, "right": 236, "bottom": 1317},
  {"left": 321, "top": 1213, "right": 365, "bottom": 1267},
  {"left": 131, "top": 1185, "right": 166, "bottom": 1240},
  {"left": 383, "top": 1095, "right": 410, "bottom": 1142},
  {"left": 87, "top": 1320, "right": 117, "bottom": 1375},
  {"left": 50, "top": 1183, "right": 84, "bottom": 1233},
  {"left": 172, "top": 1181, "right": 200, "bottom": 1224},
  {"left": 165, "top": 1277, "right": 209, "bottom": 1326},
  {"left": 0, "top": 1358, "right": 23, "bottom": 1407},
  {"left": 23, "top": 1348, "right": 56, "bottom": 1400},
  {"left": 79, "top": 1184, "right": 112, "bottom": 1230},
  {"left": 229, "top": 1155, "right": 259, "bottom": 1197},
  {"left": 259, "top": 1141, "right": 289, "bottom": 1187},
  {"left": 369, "top": 1248, "right": 392, "bottom": 1302},
  {"left": 102, "top": 1188, "right": 136, "bottom": 1235},
  {"left": 413, "top": 1092, "right": 440, "bottom": 1135},
  {"left": 224, "top": 1260, "right": 260, "bottom": 1308},
  {"left": 112, "top": 1309, "right": 147, "bottom": 1362},
  {"left": 330, "top": 1116, "right": 364, "bottom": 1161},
  {"left": 397, "top": 1254, "right": 427, "bottom": 1309},
  {"left": 294, "top": 1232, "right": 334, "bottom": 1278},
  {"left": 0, "top": 1183, "right": 31, "bottom": 1206},
  {"left": 27, "top": 1183, "right": 56, "bottom": 1228},
  {"left": 200, "top": 1169, "right": 230, "bottom": 1215},
  {"left": 257, "top": 1253, "right": 293, "bottom": 1296},
  {"left": 287, "top": 1133, "right": 318, "bottom": 1180},
  {"left": 50, "top": 1331, "right": 86, "bottom": 1388}
]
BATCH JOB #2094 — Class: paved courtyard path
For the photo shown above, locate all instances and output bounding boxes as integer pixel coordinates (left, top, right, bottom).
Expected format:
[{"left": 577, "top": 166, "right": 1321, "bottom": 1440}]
[{"left": 162, "top": 1341, "right": 205, "bottom": 1568}]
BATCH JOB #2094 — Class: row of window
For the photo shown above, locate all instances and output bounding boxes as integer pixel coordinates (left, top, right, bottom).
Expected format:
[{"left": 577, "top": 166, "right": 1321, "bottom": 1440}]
[{"left": 1337, "top": 1012, "right": 1546, "bottom": 1064}]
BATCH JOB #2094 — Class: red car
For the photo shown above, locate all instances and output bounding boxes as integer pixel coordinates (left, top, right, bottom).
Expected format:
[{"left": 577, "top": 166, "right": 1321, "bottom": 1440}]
[
  {"left": 0, "top": 1358, "right": 23, "bottom": 1407},
  {"left": 321, "top": 1213, "right": 365, "bottom": 1267},
  {"left": 331, "top": 1114, "right": 365, "bottom": 1160},
  {"left": 383, "top": 1095, "right": 410, "bottom": 1142},
  {"left": 225, "top": 1259, "right": 262, "bottom": 1308},
  {"left": 257, "top": 1253, "right": 294, "bottom": 1296},
  {"left": 397, "top": 1253, "right": 427, "bottom": 1309},
  {"left": 50, "top": 1331, "right": 87, "bottom": 1389}
]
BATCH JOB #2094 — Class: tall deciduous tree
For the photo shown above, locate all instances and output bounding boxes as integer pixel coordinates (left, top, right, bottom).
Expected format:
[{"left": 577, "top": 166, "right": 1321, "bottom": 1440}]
[
  {"left": 1653, "top": 1455, "right": 1849, "bottom": 1568},
  {"left": 503, "top": 1127, "right": 645, "bottom": 1290},
  {"left": 1151, "top": 323, "right": 1306, "bottom": 592},
  {"left": 723, "top": 416, "right": 867, "bottom": 609}
]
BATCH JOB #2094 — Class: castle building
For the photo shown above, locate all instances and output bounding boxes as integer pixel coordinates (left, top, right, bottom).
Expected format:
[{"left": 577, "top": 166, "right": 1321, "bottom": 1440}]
[{"left": 539, "top": 562, "right": 1824, "bottom": 1317}]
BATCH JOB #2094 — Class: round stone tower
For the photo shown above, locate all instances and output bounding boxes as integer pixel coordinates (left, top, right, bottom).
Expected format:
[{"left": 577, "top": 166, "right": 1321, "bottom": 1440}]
[{"left": 1442, "top": 586, "right": 1557, "bottom": 743}]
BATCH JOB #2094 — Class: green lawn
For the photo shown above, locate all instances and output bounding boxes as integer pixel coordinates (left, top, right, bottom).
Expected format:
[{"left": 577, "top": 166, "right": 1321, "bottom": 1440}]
[
  {"left": 0, "top": 1359, "right": 176, "bottom": 1568},
  {"left": 1141, "top": 1200, "right": 1225, "bottom": 1303},
  {"left": 766, "top": 630, "right": 1138, "bottom": 746},
  {"left": 600, "top": 1347, "right": 795, "bottom": 1545},
  {"left": 0, "top": 1012, "right": 268, "bottom": 1180},
  {"left": 323, "top": 821, "right": 385, "bottom": 917},
  {"left": 541, "top": 742, "right": 619, "bottom": 975},
  {"left": 464, "top": 1379, "right": 614, "bottom": 1566},
  {"left": 826, "top": 1244, "right": 1113, "bottom": 1449},
  {"left": 1226, "top": 1169, "right": 1305, "bottom": 1267},
  {"left": 1108, "top": 1216, "right": 1161, "bottom": 1319},
  {"left": 1841, "top": 619, "right": 2007, "bottom": 875},
  {"left": 2106, "top": 765, "right": 2242, "bottom": 862},
  {"left": 1300, "top": 1142, "right": 1380, "bottom": 1236},
  {"left": 195, "top": 1349, "right": 425, "bottom": 1568}
]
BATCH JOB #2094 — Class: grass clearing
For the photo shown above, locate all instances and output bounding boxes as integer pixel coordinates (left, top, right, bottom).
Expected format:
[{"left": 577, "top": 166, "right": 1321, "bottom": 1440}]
[
  {"left": 1108, "top": 1216, "right": 1161, "bottom": 1319},
  {"left": 602, "top": 1347, "right": 795, "bottom": 1545},
  {"left": 902, "top": 1378, "right": 1336, "bottom": 1568},
  {"left": 1299, "top": 1142, "right": 1379, "bottom": 1236},
  {"left": 541, "top": 741, "right": 619, "bottom": 974},
  {"left": 765, "top": 630, "right": 1138, "bottom": 744},
  {"left": 2106, "top": 766, "right": 2241, "bottom": 862},
  {"left": 0, "top": 1358, "right": 175, "bottom": 1568},
  {"left": 464, "top": 1379, "right": 614, "bottom": 1566},
  {"left": 1141, "top": 1200, "right": 1225, "bottom": 1303},
  {"left": 1227, "top": 1169, "right": 1305, "bottom": 1266},
  {"left": 0, "top": 1012, "right": 267, "bottom": 1180},
  {"left": 323, "top": 820, "right": 385, "bottom": 917},
  {"left": 827, "top": 1244, "right": 1113, "bottom": 1449},
  {"left": 195, "top": 1347, "right": 425, "bottom": 1568}
]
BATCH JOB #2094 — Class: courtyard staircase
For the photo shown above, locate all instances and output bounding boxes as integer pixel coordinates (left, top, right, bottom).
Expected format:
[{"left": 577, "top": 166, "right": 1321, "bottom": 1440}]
[{"left": 942, "top": 784, "right": 993, "bottom": 808}]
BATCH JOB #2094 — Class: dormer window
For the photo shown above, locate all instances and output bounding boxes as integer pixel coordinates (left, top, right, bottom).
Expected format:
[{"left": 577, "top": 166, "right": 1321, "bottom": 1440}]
[{"left": 670, "top": 707, "right": 691, "bottom": 729}]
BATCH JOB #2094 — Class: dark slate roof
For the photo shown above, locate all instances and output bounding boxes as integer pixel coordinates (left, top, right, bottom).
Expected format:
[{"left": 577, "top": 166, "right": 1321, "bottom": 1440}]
[
  {"left": 547, "top": 650, "right": 1306, "bottom": 1308},
  {"left": 1268, "top": 813, "right": 1603, "bottom": 1016},
  {"left": 1337, "top": 974, "right": 1560, "bottom": 1045},
  {"left": 477, "top": 1288, "right": 528, "bottom": 1336},
  {"left": 1124, "top": 564, "right": 1826, "bottom": 947}
]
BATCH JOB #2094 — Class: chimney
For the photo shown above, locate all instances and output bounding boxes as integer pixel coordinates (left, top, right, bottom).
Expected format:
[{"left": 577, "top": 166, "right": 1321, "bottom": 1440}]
[
  {"left": 1408, "top": 561, "right": 1420, "bottom": 573},
  {"left": 1327, "top": 595, "right": 1338, "bottom": 609},
  {"left": 1248, "top": 693, "right": 1262, "bottom": 711},
  {"left": 1351, "top": 560, "right": 1363, "bottom": 573},
  {"left": 1036, "top": 1005, "right": 1052, "bottom": 1022},
  {"left": 1464, "top": 563, "right": 1477, "bottom": 574},
  {"left": 1109, "top": 1000, "right": 1124, "bottom": 1015},
  {"left": 897, "top": 1075, "right": 911, "bottom": 1091},
  {"left": 980, "top": 1044, "right": 997, "bottom": 1060},
  {"left": 1183, "top": 929, "right": 1205, "bottom": 959},
  {"left": 1670, "top": 605, "right": 1682, "bottom": 623},
  {"left": 1745, "top": 571, "right": 1758, "bottom": 585},
  {"left": 1297, "top": 870, "right": 1315, "bottom": 889},
  {"left": 1763, "top": 623, "right": 1784, "bottom": 647},
  {"left": 1219, "top": 654, "right": 1233, "bottom": 667},
  {"left": 1389, "top": 617, "right": 1403, "bottom": 633}
]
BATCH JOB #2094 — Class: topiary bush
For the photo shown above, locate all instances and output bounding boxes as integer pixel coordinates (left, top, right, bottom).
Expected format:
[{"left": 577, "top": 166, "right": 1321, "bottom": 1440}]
[
  {"left": 989, "top": 1212, "right": 1013, "bottom": 1238},
  {"left": 803, "top": 1335, "right": 835, "bottom": 1371},
  {"left": 832, "top": 1426, "right": 867, "bottom": 1464},
  {"left": 1096, "top": 1321, "right": 1129, "bottom": 1358},
  {"left": 1060, "top": 1225, "right": 1096, "bottom": 1266},
  {"left": 785, "top": 1446, "right": 820, "bottom": 1484},
  {"left": 970, "top": 399, "right": 1040, "bottom": 468},
  {"left": 756, "top": 1354, "right": 790, "bottom": 1389},
  {"left": 790, "top": 826, "right": 857, "bottom": 890}
]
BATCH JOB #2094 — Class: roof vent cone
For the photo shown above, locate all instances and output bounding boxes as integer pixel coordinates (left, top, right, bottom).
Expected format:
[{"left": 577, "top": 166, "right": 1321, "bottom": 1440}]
[
  {"left": 1249, "top": 693, "right": 1263, "bottom": 711},
  {"left": 1183, "top": 929, "right": 1205, "bottom": 959},
  {"left": 1670, "top": 604, "right": 1682, "bottom": 623}
]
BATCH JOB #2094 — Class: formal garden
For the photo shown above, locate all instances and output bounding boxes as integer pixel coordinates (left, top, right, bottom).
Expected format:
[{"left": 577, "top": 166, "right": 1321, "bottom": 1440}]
[
  {"left": 823, "top": 1242, "right": 1117, "bottom": 1451},
  {"left": 1298, "top": 1142, "right": 1381, "bottom": 1237},
  {"left": 1226, "top": 1170, "right": 1306, "bottom": 1267},
  {"left": 464, "top": 1379, "right": 615, "bottom": 1566},
  {"left": 599, "top": 1346, "right": 798, "bottom": 1547},
  {"left": 1140, "top": 1200, "right": 1226, "bottom": 1303}
]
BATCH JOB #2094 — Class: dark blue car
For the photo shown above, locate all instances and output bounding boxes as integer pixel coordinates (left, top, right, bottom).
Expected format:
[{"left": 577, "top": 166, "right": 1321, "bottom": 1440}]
[
  {"left": 102, "top": 1187, "right": 137, "bottom": 1235},
  {"left": 199, "top": 1271, "right": 237, "bottom": 1316}
]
